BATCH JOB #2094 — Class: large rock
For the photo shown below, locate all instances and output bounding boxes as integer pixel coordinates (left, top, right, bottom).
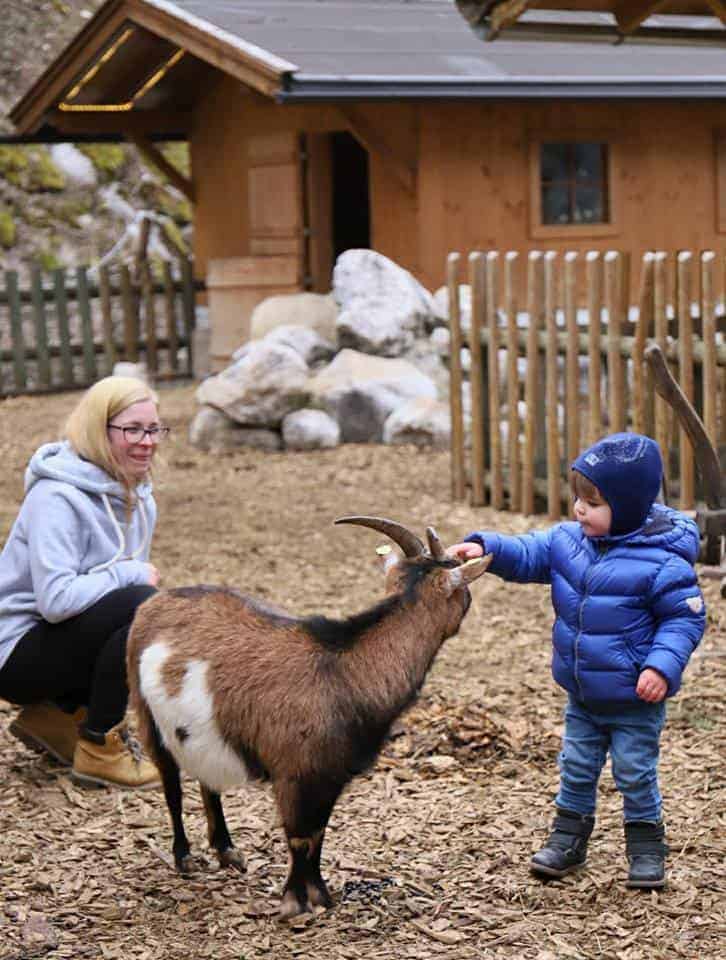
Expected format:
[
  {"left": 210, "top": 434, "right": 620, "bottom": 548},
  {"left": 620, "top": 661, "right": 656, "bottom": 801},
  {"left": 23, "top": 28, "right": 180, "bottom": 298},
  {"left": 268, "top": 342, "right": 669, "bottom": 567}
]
[
  {"left": 333, "top": 249, "right": 436, "bottom": 357},
  {"left": 282, "top": 409, "right": 340, "bottom": 451},
  {"left": 196, "top": 340, "right": 309, "bottom": 427},
  {"left": 383, "top": 398, "right": 451, "bottom": 450},
  {"left": 249, "top": 292, "right": 338, "bottom": 343},
  {"left": 189, "top": 406, "right": 281, "bottom": 452},
  {"left": 49, "top": 144, "right": 97, "bottom": 188},
  {"left": 257, "top": 325, "right": 335, "bottom": 369},
  {"left": 308, "top": 349, "right": 437, "bottom": 443}
]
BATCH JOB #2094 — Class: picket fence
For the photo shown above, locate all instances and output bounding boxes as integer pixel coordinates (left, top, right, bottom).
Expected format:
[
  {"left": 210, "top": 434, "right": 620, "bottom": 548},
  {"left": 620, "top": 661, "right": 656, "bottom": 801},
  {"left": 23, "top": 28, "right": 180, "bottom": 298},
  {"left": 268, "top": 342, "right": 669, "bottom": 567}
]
[
  {"left": 0, "top": 257, "right": 198, "bottom": 396},
  {"left": 447, "top": 249, "right": 726, "bottom": 518}
]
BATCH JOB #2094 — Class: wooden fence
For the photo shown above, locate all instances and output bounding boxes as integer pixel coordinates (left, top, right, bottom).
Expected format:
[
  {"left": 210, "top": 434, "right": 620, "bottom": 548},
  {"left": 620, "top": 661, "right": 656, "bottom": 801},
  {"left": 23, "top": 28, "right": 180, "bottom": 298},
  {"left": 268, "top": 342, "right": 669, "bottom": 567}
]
[
  {"left": 0, "top": 257, "right": 198, "bottom": 397},
  {"left": 448, "top": 249, "right": 726, "bottom": 518}
]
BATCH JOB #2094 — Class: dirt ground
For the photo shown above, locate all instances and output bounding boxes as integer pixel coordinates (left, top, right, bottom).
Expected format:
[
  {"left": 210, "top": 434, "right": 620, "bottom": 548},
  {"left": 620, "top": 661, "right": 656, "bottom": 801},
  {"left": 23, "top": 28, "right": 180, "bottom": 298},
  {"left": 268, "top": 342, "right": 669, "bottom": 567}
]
[{"left": 0, "top": 384, "right": 724, "bottom": 960}]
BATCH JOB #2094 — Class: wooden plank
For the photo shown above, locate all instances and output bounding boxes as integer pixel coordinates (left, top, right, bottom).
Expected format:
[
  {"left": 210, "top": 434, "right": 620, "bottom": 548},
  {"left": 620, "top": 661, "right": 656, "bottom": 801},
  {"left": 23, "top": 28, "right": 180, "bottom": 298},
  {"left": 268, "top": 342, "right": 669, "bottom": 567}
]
[
  {"left": 586, "top": 252, "right": 603, "bottom": 445},
  {"left": 98, "top": 264, "right": 116, "bottom": 375},
  {"left": 564, "top": 251, "right": 579, "bottom": 465},
  {"left": 162, "top": 260, "right": 179, "bottom": 373},
  {"left": 677, "top": 251, "right": 695, "bottom": 509},
  {"left": 504, "top": 252, "right": 521, "bottom": 512},
  {"left": 52, "top": 269, "right": 74, "bottom": 387},
  {"left": 30, "top": 266, "right": 51, "bottom": 388},
  {"left": 545, "top": 252, "right": 560, "bottom": 521},
  {"left": 179, "top": 257, "right": 196, "bottom": 377},
  {"left": 120, "top": 264, "right": 139, "bottom": 362},
  {"left": 605, "top": 251, "right": 625, "bottom": 433},
  {"left": 523, "top": 251, "right": 544, "bottom": 516},
  {"left": 140, "top": 261, "right": 158, "bottom": 373},
  {"left": 486, "top": 252, "right": 503, "bottom": 509},
  {"left": 468, "top": 252, "right": 487, "bottom": 507},
  {"left": 701, "top": 252, "right": 717, "bottom": 447},
  {"left": 129, "top": 133, "right": 195, "bottom": 203},
  {"left": 614, "top": 0, "right": 671, "bottom": 34},
  {"left": 76, "top": 266, "right": 97, "bottom": 384},
  {"left": 631, "top": 252, "right": 655, "bottom": 435},
  {"left": 653, "top": 252, "right": 670, "bottom": 491},
  {"left": 5, "top": 271, "right": 27, "bottom": 390},
  {"left": 447, "top": 253, "right": 466, "bottom": 501}
]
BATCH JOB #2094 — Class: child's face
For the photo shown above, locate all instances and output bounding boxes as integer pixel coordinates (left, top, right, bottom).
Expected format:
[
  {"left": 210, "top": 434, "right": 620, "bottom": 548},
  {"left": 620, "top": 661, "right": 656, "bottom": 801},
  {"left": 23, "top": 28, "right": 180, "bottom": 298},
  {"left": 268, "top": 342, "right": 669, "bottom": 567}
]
[{"left": 573, "top": 489, "right": 612, "bottom": 538}]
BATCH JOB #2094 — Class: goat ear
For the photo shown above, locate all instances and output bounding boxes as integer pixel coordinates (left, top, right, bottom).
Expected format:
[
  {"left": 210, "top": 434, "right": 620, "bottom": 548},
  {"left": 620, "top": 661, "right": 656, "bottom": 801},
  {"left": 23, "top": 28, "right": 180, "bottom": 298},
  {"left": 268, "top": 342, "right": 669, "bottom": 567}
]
[
  {"left": 376, "top": 543, "right": 400, "bottom": 574},
  {"left": 446, "top": 554, "right": 492, "bottom": 592}
]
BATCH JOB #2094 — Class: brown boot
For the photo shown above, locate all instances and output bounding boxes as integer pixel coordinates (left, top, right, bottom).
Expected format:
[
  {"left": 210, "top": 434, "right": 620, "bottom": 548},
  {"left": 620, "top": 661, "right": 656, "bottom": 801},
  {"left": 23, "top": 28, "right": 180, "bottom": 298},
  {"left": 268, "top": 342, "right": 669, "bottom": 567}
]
[
  {"left": 9, "top": 702, "right": 87, "bottom": 766},
  {"left": 72, "top": 724, "right": 160, "bottom": 790}
]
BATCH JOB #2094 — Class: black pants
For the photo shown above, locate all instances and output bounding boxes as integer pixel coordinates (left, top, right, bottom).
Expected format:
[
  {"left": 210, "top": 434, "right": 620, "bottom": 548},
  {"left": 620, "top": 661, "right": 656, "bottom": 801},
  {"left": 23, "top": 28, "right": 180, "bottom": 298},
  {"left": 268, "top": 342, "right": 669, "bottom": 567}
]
[{"left": 0, "top": 585, "right": 156, "bottom": 732}]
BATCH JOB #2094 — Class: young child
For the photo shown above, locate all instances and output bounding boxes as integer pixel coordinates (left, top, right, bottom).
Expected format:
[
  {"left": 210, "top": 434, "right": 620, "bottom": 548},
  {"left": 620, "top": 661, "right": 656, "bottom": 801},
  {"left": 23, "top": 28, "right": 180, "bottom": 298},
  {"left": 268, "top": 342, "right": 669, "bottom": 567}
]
[{"left": 448, "top": 432, "right": 706, "bottom": 888}]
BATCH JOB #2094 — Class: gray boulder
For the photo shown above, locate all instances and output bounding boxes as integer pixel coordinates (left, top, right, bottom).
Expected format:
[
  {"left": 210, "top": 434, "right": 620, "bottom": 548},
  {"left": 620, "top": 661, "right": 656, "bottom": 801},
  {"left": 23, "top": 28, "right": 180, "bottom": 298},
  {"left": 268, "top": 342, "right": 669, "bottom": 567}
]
[
  {"left": 189, "top": 406, "right": 281, "bottom": 452},
  {"left": 282, "top": 409, "right": 341, "bottom": 451},
  {"left": 383, "top": 398, "right": 451, "bottom": 450},
  {"left": 249, "top": 292, "right": 339, "bottom": 343}
]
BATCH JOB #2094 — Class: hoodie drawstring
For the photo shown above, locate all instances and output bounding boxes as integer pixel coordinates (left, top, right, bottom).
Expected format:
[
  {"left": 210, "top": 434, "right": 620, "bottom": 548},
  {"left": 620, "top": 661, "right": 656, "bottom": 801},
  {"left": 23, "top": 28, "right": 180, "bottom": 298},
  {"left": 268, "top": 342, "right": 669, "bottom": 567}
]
[{"left": 89, "top": 495, "right": 149, "bottom": 574}]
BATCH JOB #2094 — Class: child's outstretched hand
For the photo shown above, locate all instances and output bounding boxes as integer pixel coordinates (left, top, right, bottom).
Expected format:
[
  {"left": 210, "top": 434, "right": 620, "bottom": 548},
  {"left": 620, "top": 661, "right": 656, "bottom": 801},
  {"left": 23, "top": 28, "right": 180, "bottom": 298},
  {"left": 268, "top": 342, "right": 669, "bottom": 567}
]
[
  {"left": 636, "top": 668, "right": 668, "bottom": 703},
  {"left": 446, "top": 541, "right": 484, "bottom": 561}
]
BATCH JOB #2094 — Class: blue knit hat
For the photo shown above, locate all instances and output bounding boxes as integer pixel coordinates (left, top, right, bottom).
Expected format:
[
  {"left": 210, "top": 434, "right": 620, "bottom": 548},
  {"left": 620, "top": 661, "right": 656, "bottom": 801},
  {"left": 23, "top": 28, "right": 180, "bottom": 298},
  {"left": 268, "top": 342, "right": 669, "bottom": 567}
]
[{"left": 571, "top": 432, "right": 663, "bottom": 535}]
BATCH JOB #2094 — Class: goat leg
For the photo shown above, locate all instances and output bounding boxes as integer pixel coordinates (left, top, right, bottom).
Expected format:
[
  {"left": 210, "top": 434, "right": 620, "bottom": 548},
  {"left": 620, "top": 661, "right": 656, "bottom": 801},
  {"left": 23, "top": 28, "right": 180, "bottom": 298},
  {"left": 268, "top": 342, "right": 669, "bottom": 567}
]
[
  {"left": 200, "top": 784, "right": 246, "bottom": 872},
  {"left": 275, "top": 777, "right": 340, "bottom": 919},
  {"left": 151, "top": 735, "right": 194, "bottom": 874}
]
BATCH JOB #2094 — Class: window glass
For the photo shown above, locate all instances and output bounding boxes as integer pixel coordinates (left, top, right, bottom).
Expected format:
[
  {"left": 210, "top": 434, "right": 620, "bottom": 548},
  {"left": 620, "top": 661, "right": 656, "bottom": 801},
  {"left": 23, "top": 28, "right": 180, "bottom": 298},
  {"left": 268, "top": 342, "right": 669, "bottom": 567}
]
[
  {"left": 539, "top": 142, "right": 609, "bottom": 226},
  {"left": 542, "top": 184, "right": 570, "bottom": 225},
  {"left": 541, "top": 143, "right": 569, "bottom": 181}
]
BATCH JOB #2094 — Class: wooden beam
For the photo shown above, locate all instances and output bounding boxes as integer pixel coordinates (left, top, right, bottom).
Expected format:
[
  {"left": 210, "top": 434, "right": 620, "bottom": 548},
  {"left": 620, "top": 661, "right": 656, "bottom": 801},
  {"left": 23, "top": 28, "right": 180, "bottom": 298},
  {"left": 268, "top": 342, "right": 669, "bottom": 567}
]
[
  {"left": 339, "top": 106, "right": 416, "bottom": 195},
  {"left": 489, "top": 0, "right": 533, "bottom": 37},
  {"left": 705, "top": 0, "right": 726, "bottom": 25},
  {"left": 128, "top": 132, "right": 195, "bottom": 202},
  {"left": 47, "top": 108, "right": 191, "bottom": 136},
  {"left": 613, "top": 0, "right": 669, "bottom": 34}
]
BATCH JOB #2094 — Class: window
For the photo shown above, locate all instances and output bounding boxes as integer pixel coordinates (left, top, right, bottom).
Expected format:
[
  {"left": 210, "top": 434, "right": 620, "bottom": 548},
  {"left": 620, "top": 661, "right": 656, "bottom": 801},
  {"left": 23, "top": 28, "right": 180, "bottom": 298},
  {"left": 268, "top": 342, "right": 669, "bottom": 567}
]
[
  {"left": 528, "top": 138, "right": 617, "bottom": 238},
  {"left": 540, "top": 142, "right": 609, "bottom": 225}
]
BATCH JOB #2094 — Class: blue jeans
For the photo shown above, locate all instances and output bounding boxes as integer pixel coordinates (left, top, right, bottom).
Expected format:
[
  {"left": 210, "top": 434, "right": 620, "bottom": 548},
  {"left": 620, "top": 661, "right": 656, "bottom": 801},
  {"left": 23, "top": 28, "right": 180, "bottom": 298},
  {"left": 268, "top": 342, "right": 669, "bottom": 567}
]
[{"left": 555, "top": 695, "right": 666, "bottom": 822}]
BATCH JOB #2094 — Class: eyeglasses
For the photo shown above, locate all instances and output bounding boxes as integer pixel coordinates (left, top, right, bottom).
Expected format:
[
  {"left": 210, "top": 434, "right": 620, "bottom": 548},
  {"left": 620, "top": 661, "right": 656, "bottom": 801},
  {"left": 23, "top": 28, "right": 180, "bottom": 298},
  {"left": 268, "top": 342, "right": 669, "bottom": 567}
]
[{"left": 108, "top": 424, "right": 171, "bottom": 444}]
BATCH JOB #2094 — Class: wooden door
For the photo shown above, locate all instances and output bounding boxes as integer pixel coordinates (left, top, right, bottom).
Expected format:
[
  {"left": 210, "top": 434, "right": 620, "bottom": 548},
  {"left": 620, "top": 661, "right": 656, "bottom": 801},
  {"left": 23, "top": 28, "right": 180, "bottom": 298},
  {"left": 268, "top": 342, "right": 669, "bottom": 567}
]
[{"left": 247, "top": 132, "right": 303, "bottom": 260}]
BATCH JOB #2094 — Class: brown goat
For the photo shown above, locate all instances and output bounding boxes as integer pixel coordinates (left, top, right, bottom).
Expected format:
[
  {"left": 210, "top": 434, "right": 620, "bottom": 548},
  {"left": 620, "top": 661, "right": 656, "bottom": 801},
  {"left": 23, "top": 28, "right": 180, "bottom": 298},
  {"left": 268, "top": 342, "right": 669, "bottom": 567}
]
[{"left": 126, "top": 517, "right": 490, "bottom": 919}]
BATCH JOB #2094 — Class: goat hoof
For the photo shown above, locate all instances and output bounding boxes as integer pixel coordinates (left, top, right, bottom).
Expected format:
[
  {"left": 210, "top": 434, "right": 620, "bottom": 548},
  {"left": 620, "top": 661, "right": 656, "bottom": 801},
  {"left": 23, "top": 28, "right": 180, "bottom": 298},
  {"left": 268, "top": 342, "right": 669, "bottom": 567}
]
[
  {"left": 176, "top": 854, "right": 196, "bottom": 875},
  {"left": 278, "top": 891, "right": 309, "bottom": 921},
  {"left": 218, "top": 848, "right": 246, "bottom": 872}
]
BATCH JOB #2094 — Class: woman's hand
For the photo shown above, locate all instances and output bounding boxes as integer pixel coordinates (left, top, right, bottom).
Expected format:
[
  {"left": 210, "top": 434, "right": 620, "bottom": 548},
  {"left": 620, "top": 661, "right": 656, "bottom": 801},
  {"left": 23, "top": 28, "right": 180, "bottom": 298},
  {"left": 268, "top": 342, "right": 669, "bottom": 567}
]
[
  {"left": 636, "top": 668, "right": 667, "bottom": 703},
  {"left": 143, "top": 563, "right": 161, "bottom": 587},
  {"left": 445, "top": 541, "right": 484, "bottom": 561}
]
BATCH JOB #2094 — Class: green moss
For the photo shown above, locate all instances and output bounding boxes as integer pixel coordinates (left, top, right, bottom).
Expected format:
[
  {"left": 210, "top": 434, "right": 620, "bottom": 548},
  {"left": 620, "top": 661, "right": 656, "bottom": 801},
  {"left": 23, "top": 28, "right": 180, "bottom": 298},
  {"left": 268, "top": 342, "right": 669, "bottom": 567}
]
[
  {"left": 160, "top": 142, "right": 190, "bottom": 178},
  {"left": 28, "top": 149, "right": 65, "bottom": 191},
  {"left": 37, "top": 248, "right": 62, "bottom": 271},
  {"left": 0, "top": 145, "right": 29, "bottom": 186},
  {"left": 156, "top": 186, "right": 192, "bottom": 224},
  {"left": 78, "top": 143, "right": 127, "bottom": 177},
  {"left": 0, "top": 209, "right": 16, "bottom": 248},
  {"left": 160, "top": 217, "right": 188, "bottom": 256},
  {"left": 56, "top": 196, "right": 93, "bottom": 224}
]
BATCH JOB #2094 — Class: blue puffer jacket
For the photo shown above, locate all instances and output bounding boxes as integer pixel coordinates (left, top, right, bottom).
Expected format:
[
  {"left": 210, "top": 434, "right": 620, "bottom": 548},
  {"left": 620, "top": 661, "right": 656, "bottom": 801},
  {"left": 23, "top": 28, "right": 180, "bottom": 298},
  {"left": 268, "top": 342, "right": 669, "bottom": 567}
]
[{"left": 465, "top": 503, "right": 706, "bottom": 707}]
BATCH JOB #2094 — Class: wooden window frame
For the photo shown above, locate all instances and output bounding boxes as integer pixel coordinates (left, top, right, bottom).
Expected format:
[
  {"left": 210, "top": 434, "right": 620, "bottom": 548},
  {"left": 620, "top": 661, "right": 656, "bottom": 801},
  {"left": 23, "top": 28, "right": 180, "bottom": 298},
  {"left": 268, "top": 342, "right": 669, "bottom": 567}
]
[{"left": 528, "top": 135, "right": 619, "bottom": 240}]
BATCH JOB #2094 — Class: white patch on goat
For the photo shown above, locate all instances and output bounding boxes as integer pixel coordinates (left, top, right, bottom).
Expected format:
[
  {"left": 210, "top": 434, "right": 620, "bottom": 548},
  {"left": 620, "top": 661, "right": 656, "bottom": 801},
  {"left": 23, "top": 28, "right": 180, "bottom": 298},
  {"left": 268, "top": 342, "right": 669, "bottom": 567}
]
[{"left": 139, "top": 642, "right": 250, "bottom": 793}]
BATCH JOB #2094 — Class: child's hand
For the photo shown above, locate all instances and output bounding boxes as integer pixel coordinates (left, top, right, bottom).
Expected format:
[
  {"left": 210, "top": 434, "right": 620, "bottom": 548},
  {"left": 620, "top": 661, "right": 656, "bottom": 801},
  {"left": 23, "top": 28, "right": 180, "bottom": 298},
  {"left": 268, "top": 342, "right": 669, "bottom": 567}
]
[
  {"left": 446, "top": 541, "right": 484, "bottom": 561},
  {"left": 636, "top": 668, "right": 668, "bottom": 703}
]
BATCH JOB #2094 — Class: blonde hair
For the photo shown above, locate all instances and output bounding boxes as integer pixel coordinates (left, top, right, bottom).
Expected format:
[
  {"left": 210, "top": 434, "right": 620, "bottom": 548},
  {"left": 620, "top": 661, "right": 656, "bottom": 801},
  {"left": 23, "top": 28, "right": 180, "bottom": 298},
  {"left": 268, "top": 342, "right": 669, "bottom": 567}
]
[
  {"left": 570, "top": 469, "right": 606, "bottom": 503},
  {"left": 64, "top": 376, "right": 159, "bottom": 492}
]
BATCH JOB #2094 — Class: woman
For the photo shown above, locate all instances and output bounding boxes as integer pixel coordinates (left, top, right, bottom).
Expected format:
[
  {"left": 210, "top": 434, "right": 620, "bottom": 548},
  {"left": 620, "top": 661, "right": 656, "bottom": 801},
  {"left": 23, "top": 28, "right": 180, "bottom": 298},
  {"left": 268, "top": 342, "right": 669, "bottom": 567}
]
[{"left": 0, "top": 376, "right": 166, "bottom": 789}]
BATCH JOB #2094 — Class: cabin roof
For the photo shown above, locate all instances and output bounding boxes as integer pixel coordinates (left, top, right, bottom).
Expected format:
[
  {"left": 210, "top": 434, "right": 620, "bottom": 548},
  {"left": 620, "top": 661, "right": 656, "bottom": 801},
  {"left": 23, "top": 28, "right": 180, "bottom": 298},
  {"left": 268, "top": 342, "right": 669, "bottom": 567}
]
[{"left": 10, "top": 0, "right": 726, "bottom": 137}]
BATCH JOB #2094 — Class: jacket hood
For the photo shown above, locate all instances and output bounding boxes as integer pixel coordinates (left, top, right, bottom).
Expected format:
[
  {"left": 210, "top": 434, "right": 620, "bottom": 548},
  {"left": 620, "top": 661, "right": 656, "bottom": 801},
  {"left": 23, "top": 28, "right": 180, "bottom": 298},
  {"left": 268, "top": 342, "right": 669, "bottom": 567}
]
[
  {"left": 594, "top": 502, "right": 700, "bottom": 563},
  {"left": 24, "top": 441, "right": 153, "bottom": 501}
]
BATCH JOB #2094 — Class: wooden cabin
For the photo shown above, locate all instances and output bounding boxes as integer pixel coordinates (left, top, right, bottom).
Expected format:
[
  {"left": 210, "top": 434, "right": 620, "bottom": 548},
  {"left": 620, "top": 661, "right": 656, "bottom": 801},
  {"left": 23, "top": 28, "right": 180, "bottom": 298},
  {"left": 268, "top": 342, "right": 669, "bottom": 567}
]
[{"left": 9, "top": 0, "right": 726, "bottom": 358}]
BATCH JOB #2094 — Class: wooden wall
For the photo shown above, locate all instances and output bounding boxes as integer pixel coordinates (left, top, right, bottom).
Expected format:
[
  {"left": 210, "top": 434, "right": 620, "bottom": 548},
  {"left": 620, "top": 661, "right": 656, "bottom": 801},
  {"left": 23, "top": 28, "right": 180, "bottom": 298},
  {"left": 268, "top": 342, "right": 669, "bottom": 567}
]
[{"left": 191, "top": 81, "right": 726, "bottom": 300}]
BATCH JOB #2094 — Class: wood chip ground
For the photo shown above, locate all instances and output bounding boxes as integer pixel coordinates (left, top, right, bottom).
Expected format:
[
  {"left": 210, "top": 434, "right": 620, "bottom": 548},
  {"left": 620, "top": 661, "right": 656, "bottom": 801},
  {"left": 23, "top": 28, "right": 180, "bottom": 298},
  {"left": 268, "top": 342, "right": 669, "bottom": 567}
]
[{"left": 1, "top": 385, "right": 724, "bottom": 960}]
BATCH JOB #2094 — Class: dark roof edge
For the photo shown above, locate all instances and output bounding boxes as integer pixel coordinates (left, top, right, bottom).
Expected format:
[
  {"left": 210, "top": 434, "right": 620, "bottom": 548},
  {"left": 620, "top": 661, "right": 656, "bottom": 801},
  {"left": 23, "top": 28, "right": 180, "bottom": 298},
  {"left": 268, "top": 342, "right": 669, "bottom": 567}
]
[{"left": 278, "top": 78, "right": 726, "bottom": 101}]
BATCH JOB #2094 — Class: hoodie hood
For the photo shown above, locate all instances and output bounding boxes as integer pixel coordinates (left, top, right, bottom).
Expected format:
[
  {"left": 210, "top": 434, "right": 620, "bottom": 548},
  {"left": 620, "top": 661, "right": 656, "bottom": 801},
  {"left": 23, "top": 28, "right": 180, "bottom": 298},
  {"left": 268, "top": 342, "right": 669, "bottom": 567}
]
[{"left": 25, "top": 441, "right": 153, "bottom": 502}]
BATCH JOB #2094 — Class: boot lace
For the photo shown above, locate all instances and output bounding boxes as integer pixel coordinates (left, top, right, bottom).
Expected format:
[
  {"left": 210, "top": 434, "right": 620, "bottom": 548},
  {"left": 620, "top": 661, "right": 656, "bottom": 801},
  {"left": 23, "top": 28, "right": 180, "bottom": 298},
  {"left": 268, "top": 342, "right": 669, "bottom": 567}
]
[{"left": 119, "top": 727, "right": 144, "bottom": 764}]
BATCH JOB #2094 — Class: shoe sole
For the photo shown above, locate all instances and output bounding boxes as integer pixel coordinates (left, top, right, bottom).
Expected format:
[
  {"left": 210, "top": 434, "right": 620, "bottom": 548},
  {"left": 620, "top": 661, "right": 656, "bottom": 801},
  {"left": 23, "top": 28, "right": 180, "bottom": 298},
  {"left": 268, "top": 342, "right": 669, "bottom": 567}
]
[
  {"left": 530, "top": 858, "right": 587, "bottom": 879},
  {"left": 9, "top": 721, "right": 72, "bottom": 766},
  {"left": 626, "top": 879, "right": 666, "bottom": 889},
  {"left": 71, "top": 770, "right": 161, "bottom": 791}
]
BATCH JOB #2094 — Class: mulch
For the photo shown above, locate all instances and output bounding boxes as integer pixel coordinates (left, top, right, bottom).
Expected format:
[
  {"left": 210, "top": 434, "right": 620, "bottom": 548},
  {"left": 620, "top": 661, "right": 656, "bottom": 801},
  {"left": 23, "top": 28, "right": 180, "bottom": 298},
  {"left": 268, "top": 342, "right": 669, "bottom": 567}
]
[{"left": 1, "top": 384, "right": 724, "bottom": 960}]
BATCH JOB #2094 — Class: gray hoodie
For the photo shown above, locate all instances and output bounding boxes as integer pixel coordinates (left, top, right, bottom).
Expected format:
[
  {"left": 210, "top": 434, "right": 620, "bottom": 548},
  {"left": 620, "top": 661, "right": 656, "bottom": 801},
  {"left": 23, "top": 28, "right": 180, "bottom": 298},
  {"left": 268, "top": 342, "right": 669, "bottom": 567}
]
[{"left": 0, "top": 441, "right": 156, "bottom": 672}]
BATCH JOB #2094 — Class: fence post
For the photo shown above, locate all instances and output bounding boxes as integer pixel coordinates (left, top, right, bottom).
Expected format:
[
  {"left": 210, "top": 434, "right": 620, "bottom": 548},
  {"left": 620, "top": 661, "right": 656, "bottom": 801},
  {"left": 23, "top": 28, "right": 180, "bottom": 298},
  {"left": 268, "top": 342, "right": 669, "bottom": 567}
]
[
  {"left": 30, "top": 266, "right": 51, "bottom": 389},
  {"left": 486, "top": 251, "right": 503, "bottom": 509},
  {"left": 586, "top": 251, "right": 602, "bottom": 445},
  {"left": 504, "top": 252, "right": 520, "bottom": 512},
  {"left": 140, "top": 260, "right": 158, "bottom": 374},
  {"left": 162, "top": 260, "right": 179, "bottom": 374},
  {"left": 76, "top": 266, "right": 98, "bottom": 384},
  {"left": 677, "top": 251, "right": 695, "bottom": 509},
  {"left": 468, "top": 251, "right": 487, "bottom": 507},
  {"left": 98, "top": 265, "right": 116, "bottom": 376},
  {"left": 632, "top": 252, "right": 655, "bottom": 435},
  {"left": 52, "top": 269, "right": 74, "bottom": 387},
  {"left": 523, "top": 251, "right": 544, "bottom": 515},
  {"left": 605, "top": 251, "right": 625, "bottom": 433},
  {"left": 5, "top": 271, "right": 27, "bottom": 391},
  {"left": 653, "top": 252, "right": 670, "bottom": 491},
  {"left": 447, "top": 252, "right": 466, "bottom": 502},
  {"left": 120, "top": 264, "right": 139, "bottom": 363},
  {"left": 545, "top": 252, "right": 560, "bottom": 521},
  {"left": 700, "top": 251, "right": 717, "bottom": 448},
  {"left": 564, "top": 251, "right": 579, "bottom": 465},
  {"left": 179, "top": 257, "right": 196, "bottom": 377}
]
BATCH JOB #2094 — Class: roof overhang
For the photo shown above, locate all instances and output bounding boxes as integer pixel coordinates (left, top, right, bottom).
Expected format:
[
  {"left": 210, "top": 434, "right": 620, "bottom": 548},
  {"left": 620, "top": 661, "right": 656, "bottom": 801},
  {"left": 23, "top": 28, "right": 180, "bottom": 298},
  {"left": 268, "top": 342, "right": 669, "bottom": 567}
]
[
  {"left": 9, "top": 0, "right": 297, "bottom": 137},
  {"left": 456, "top": 1, "right": 726, "bottom": 41}
]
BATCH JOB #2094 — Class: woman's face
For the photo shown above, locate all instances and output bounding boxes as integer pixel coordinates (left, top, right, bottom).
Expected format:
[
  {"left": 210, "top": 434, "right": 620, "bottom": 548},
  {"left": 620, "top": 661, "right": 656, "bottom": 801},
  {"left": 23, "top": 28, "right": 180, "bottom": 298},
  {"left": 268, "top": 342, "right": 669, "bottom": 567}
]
[{"left": 107, "top": 399, "right": 161, "bottom": 481}]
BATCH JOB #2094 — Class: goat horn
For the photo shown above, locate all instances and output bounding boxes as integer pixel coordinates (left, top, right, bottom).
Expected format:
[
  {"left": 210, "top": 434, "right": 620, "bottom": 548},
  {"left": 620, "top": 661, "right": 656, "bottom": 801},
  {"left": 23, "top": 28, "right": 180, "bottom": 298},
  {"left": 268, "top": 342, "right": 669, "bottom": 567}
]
[
  {"left": 426, "top": 527, "right": 447, "bottom": 560},
  {"left": 334, "top": 516, "right": 425, "bottom": 557}
]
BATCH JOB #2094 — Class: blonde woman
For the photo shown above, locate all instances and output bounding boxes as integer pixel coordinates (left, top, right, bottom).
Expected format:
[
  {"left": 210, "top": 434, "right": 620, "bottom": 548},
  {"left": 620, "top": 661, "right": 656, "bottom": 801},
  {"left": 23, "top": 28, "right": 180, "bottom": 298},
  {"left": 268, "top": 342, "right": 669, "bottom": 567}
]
[{"left": 0, "top": 376, "right": 167, "bottom": 789}]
